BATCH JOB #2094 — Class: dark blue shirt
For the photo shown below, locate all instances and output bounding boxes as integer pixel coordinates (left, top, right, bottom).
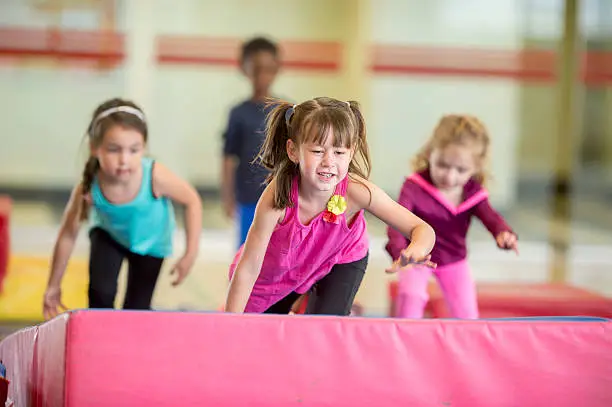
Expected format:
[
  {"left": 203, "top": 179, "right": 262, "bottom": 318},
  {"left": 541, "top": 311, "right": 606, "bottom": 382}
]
[{"left": 222, "top": 99, "right": 270, "bottom": 204}]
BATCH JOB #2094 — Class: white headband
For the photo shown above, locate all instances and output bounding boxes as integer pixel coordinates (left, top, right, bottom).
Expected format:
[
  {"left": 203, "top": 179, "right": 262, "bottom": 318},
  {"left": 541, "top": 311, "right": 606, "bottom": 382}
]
[{"left": 93, "top": 106, "right": 146, "bottom": 126}]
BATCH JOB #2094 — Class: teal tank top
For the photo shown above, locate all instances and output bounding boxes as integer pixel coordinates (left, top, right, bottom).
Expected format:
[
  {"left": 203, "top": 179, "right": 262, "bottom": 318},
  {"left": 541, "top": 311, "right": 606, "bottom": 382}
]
[{"left": 89, "top": 157, "right": 175, "bottom": 258}]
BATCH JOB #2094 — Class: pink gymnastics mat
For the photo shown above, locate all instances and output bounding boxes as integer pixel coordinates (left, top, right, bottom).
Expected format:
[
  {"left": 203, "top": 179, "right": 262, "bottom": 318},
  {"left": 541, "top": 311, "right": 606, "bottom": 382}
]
[{"left": 0, "top": 310, "right": 610, "bottom": 406}]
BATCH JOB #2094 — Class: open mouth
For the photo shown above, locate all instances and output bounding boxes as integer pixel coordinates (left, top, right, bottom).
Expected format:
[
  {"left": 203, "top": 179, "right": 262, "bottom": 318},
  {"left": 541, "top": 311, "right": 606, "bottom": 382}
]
[{"left": 317, "top": 172, "right": 335, "bottom": 180}]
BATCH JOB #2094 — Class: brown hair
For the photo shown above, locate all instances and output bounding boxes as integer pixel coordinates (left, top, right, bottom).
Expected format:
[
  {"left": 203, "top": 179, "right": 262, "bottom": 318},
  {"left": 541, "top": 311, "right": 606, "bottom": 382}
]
[
  {"left": 80, "top": 98, "right": 147, "bottom": 220},
  {"left": 413, "top": 114, "right": 491, "bottom": 185},
  {"left": 258, "top": 97, "right": 371, "bottom": 209}
]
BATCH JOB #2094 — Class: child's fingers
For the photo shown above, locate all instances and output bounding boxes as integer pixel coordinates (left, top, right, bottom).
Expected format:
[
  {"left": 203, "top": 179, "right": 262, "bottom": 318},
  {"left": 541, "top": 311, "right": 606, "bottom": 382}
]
[
  {"left": 385, "top": 259, "right": 403, "bottom": 274},
  {"left": 170, "top": 265, "right": 177, "bottom": 274},
  {"left": 399, "top": 252, "right": 412, "bottom": 264},
  {"left": 169, "top": 265, "right": 179, "bottom": 285},
  {"left": 502, "top": 234, "right": 519, "bottom": 255},
  {"left": 171, "top": 268, "right": 187, "bottom": 286},
  {"left": 506, "top": 234, "right": 516, "bottom": 249},
  {"left": 407, "top": 259, "right": 436, "bottom": 268},
  {"left": 400, "top": 252, "right": 420, "bottom": 267},
  {"left": 400, "top": 253, "right": 433, "bottom": 267},
  {"left": 386, "top": 258, "right": 435, "bottom": 274},
  {"left": 385, "top": 263, "right": 399, "bottom": 274},
  {"left": 510, "top": 240, "right": 519, "bottom": 255},
  {"left": 496, "top": 234, "right": 505, "bottom": 248}
]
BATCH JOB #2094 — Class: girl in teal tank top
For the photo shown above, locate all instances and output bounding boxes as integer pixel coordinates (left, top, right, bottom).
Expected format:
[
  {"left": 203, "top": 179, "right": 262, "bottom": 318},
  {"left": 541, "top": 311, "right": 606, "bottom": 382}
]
[{"left": 43, "top": 98, "right": 203, "bottom": 319}]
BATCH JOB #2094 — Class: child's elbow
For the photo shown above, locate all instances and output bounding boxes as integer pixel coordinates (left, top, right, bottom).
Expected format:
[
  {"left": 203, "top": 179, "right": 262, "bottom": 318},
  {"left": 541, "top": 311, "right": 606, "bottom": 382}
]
[
  {"left": 419, "top": 222, "right": 436, "bottom": 244},
  {"left": 187, "top": 188, "right": 203, "bottom": 208}
]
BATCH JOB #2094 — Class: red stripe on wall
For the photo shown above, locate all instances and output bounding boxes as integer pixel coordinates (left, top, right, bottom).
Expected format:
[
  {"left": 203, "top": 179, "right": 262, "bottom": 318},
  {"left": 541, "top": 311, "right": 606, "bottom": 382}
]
[
  {"left": 155, "top": 35, "right": 342, "bottom": 71},
  {"left": 582, "top": 51, "right": 612, "bottom": 86},
  {"left": 0, "top": 28, "right": 610, "bottom": 84},
  {"left": 0, "top": 28, "right": 124, "bottom": 65},
  {"left": 371, "top": 45, "right": 557, "bottom": 82},
  {"left": 371, "top": 45, "right": 612, "bottom": 85}
]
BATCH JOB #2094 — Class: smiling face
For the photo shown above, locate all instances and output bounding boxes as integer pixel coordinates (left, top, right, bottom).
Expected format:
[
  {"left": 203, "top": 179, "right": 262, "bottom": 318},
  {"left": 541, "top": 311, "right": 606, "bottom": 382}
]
[{"left": 287, "top": 128, "right": 354, "bottom": 193}]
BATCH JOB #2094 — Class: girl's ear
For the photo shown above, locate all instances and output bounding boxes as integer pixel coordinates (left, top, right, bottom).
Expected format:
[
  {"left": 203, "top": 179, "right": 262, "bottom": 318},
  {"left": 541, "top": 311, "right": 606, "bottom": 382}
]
[{"left": 286, "top": 139, "right": 299, "bottom": 164}]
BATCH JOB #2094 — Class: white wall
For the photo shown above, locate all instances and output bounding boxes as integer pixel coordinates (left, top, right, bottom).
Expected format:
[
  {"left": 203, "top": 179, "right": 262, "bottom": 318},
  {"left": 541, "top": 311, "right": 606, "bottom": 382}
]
[
  {"left": 146, "top": 0, "right": 353, "bottom": 184},
  {"left": 0, "top": 0, "right": 351, "bottom": 187},
  {"left": 0, "top": 0, "right": 530, "bottom": 211},
  {"left": 0, "top": 0, "right": 124, "bottom": 187},
  {"left": 368, "top": 0, "right": 523, "bottom": 207}
]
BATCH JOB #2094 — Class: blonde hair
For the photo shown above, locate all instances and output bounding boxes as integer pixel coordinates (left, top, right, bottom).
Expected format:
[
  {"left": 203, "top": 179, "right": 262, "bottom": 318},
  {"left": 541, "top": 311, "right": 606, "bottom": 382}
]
[
  {"left": 258, "top": 97, "right": 371, "bottom": 209},
  {"left": 413, "top": 114, "right": 491, "bottom": 185}
]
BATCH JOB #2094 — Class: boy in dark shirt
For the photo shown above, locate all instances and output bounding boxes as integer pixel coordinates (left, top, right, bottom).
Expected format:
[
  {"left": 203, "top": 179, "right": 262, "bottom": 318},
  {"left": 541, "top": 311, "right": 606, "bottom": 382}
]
[{"left": 221, "top": 37, "right": 280, "bottom": 247}]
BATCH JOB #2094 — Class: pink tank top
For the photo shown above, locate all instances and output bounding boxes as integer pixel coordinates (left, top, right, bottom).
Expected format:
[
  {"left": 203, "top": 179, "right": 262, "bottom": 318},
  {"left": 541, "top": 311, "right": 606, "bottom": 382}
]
[{"left": 229, "top": 174, "right": 369, "bottom": 313}]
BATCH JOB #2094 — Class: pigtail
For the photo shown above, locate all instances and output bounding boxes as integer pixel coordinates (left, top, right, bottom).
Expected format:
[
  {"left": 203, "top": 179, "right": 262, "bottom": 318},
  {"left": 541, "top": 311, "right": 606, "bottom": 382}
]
[
  {"left": 79, "top": 156, "right": 99, "bottom": 221},
  {"left": 347, "top": 100, "right": 372, "bottom": 181},
  {"left": 259, "top": 99, "right": 298, "bottom": 209}
]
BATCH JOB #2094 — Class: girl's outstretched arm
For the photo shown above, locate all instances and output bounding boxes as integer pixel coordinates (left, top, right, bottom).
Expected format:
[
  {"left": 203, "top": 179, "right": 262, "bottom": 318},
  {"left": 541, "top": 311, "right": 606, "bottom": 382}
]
[
  {"left": 44, "top": 183, "right": 84, "bottom": 319},
  {"left": 473, "top": 198, "right": 518, "bottom": 254},
  {"left": 348, "top": 177, "right": 436, "bottom": 272},
  {"left": 225, "top": 180, "right": 283, "bottom": 313},
  {"left": 153, "top": 162, "right": 202, "bottom": 285},
  {"left": 386, "top": 178, "right": 416, "bottom": 261}
]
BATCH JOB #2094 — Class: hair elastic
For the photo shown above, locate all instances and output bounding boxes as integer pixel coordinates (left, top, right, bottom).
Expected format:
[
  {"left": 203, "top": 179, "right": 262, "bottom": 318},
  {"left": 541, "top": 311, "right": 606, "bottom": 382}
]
[
  {"left": 285, "top": 104, "right": 297, "bottom": 126},
  {"left": 92, "top": 106, "right": 146, "bottom": 128}
]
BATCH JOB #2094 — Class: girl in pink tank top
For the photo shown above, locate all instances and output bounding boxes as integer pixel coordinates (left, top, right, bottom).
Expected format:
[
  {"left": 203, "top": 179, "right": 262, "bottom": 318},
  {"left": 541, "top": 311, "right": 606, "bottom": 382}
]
[{"left": 225, "top": 97, "right": 437, "bottom": 315}]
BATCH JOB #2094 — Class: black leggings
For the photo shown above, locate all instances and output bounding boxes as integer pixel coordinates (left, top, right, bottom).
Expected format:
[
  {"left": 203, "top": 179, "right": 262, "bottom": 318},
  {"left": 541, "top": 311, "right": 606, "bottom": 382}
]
[
  {"left": 88, "top": 227, "right": 164, "bottom": 310},
  {"left": 264, "top": 254, "right": 368, "bottom": 316}
]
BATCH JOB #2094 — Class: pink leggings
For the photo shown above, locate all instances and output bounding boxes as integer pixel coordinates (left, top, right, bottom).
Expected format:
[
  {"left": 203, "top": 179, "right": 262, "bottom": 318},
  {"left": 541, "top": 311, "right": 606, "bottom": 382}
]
[{"left": 395, "top": 259, "right": 479, "bottom": 319}]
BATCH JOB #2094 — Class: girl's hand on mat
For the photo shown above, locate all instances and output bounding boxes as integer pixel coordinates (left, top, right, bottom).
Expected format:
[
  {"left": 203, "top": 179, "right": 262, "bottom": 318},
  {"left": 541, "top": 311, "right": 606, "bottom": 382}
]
[
  {"left": 43, "top": 286, "right": 68, "bottom": 320},
  {"left": 170, "top": 255, "right": 195, "bottom": 286},
  {"left": 496, "top": 231, "right": 519, "bottom": 255}
]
